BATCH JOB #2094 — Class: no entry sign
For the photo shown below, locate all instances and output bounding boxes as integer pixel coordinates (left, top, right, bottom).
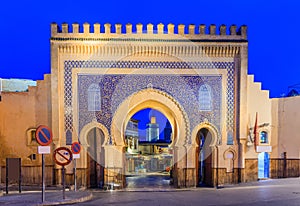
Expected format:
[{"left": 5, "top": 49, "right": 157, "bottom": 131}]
[
  {"left": 36, "top": 125, "right": 53, "bottom": 146},
  {"left": 71, "top": 142, "right": 81, "bottom": 154},
  {"left": 53, "top": 147, "right": 73, "bottom": 166}
]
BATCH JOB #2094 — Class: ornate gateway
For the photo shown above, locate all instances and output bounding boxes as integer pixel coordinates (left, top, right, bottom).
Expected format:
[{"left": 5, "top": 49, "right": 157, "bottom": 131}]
[{"left": 50, "top": 22, "right": 248, "bottom": 188}]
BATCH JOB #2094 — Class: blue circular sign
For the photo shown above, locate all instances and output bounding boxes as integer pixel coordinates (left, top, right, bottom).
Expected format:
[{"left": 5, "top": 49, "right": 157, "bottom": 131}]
[
  {"left": 36, "top": 125, "right": 53, "bottom": 146},
  {"left": 71, "top": 142, "right": 81, "bottom": 154}
]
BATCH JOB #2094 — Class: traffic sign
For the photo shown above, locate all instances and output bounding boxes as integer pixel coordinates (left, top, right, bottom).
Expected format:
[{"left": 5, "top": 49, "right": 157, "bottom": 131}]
[
  {"left": 53, "top": 147, "right": 73, "bottom": 166},
  {"left": 36, "top": 125, "right": 53, "bottom": 146},
  {"left": 71, "top": 142, "right": 81, "bottom": 154}
]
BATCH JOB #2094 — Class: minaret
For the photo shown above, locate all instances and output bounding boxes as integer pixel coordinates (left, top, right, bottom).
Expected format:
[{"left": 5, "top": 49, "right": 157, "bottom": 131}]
[{"left": 146, "top": 116, "right": 159, "bottom": 142}]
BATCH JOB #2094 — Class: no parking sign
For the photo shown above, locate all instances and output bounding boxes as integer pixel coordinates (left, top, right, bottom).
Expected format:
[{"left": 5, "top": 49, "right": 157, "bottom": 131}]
[
  {"left": 35, "top": 125, "right": 53, "bottom": 146},
  {"left": 71, "top": 142, "right": 81, "bottom": 154}
]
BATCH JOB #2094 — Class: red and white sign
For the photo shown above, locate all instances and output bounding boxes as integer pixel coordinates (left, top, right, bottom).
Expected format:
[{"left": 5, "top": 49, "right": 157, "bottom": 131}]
[
  {"left": 71, "top": 142, "right": 81, "bottom": 154},
  {"left": 53, "top": 147, "right": 73, "bottom": 166},
  {"left": 35, "top": 125, "right": 53, "bottom": 146}
]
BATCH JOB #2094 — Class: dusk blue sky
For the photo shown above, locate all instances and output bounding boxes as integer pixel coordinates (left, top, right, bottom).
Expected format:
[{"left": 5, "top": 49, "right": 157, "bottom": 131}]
[
  {"left": 0, "top": 1, "right": 299, "bottom": 97},
  {"left": 131, "top": 108, "right": 169, "bottom": 141}
]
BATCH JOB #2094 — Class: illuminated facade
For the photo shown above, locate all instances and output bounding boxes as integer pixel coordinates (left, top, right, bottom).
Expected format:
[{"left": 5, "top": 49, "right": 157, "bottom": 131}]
[{"left": 0, "top": 22, "right": 300, "bottom": 188}]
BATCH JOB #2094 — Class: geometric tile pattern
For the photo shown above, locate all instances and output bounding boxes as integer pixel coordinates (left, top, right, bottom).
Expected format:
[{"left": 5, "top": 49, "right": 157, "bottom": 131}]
[
  {"left": 64, "top": 61, "right": 235, "bottom": 144},
  {"left": 78, "top": 75, "right": 222, "bottom": 136},
  {"left": 226, "top": 66, "right": 235, "bottom": 145}
]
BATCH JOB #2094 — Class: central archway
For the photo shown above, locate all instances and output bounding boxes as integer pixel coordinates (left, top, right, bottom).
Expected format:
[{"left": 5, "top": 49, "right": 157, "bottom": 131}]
[
  {"left": 110, "top": 88, "right": 190, "bottom": 188},
  {"left": 125, "top": 108, "right": 173, "bottom": 188}
]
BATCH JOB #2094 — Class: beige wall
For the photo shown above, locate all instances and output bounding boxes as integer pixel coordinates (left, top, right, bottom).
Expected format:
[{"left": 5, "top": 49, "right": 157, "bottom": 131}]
[
  {"left": 245, "top": 75, "right": 272, "bottom": 158},
  {"left": 0, "top": 74, "right": 52, "bottom": 183},
  {"left": 272, "top": 96, "right": 300, "bottom": 158},
  {"left": 0, "top": 90, "right": 36, "bottom": 162}
]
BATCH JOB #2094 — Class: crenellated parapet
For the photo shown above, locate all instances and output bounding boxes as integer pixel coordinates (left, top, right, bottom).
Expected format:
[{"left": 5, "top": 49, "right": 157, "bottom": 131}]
[
  {"left": 51, "top": 22, "right": 247, "bottom": 40},
  {"left": 51, "top": 22, "right": 248, "bottom": 58}
]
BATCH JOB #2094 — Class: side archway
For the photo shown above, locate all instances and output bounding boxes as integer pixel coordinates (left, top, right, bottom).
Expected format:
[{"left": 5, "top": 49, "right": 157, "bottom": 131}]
[
  {"left": 192, "top": 121, "right": 220, "bottom": 187},
  {"left": 79, "top": 121, "right": 109, "bottom": 188},
  {"left": 79, "top": 121, "right": 109, "bottom": 147},
  {"left": 191, "top": 121, "right": 220, "bottom": 147}
]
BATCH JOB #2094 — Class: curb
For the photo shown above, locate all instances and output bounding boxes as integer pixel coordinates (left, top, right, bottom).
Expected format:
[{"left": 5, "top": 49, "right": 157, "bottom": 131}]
[{"left": 37, "top": 193, "right": 93, "bottom": 206}]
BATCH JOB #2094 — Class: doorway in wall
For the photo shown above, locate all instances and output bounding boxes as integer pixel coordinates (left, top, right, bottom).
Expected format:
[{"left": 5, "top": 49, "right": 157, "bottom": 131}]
[
  {"left": 258, "top": 152, "right": 270, "bottom": 179},
  {"left": 196, "top": 128, "right": 213, "bottom": 187},
  {"left": 86, "top": 127, "right": 105, "bottom": 188}
]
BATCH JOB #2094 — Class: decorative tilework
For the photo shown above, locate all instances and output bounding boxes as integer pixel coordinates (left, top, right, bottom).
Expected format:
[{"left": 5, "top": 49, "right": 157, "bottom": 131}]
[
  {"left": 78, "top": 75, "right": 222, "bottom": 145},
  {"left": 64, "top": 61, "right": 235, "bottom": 144},
  {"left": 226, "top": 67, "right": 235, "bottom": 145}
]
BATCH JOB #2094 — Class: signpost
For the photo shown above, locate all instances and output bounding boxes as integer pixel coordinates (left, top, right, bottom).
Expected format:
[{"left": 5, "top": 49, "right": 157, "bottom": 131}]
[
  {"left": 71, "top": 142, "right": 81, "bottom": 191},
  {"left": 53, "top": 147, "right": 73, "bottom": 199},
  {"left": 36, "top": 125, "right": 53, "bottom": 203}
]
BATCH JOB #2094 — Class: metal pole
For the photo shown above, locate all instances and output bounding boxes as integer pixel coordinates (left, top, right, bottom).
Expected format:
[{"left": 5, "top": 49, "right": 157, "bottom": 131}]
[
  {"left": 6, "top": 158, "right": 8, "bottom": 194},
  {"left": 19, "top": 158, "right": 21, "bottom": 193},
  {"left": 74, "top": 159, "right": 77, "bottom": 191},
  {"left": 42, "top": 154, "right": 45, "bottom": 202},
  {"left": 62, "top": 166, "right": 65, "bottom": 199}
]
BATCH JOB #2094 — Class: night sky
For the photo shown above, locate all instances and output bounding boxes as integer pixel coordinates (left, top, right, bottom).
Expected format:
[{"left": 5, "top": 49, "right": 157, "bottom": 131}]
[{"left": 0, "top": 1, "right": 299, "bottom": 97}]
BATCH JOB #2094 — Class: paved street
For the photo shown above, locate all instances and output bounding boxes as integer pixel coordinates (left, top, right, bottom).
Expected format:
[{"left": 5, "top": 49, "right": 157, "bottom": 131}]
[
  {"left": 1, "top": 177, "right": 300, "bottom": 205},
  {"left": 69, "top": 178, "right": 300, "bottom": 206}
]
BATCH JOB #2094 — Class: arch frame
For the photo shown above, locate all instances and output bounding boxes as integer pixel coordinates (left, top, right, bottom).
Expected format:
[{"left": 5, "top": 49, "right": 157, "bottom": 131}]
[
  {"left": 191, "top": 119, "right": 220, "bottom": 147},
  {"left": 223, "top": 147, "right": 237, "bottom": 161},
  {"left": 110, "top": 88, "right": 190, "bottom": 148},
  {"left": 79, "top": 120, "right": 110, "bottom": 147}
]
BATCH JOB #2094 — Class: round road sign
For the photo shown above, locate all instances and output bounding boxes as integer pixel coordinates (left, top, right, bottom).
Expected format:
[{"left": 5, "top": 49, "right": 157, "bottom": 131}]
[
  {"left": 36, "top": 125, "right": 53, "bottom": 146},
  {"left": 71, "top": 142, "right": 81, "bottom": 154},
  {"left": 53, "top": 147, "right": 73, "bottom": 166}
]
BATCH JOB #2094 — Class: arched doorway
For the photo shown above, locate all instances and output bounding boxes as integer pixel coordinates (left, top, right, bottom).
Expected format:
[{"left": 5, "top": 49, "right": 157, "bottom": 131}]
[
  {"left": 258, "top": 152, "right": 270, "bottom": 179},
  {"left": 110, "top": 88, "right": 190, "bottom": 188},
  {"left": 196, "top": 128, "right": 213, "bottom": 186},
  {"left": 124, "top": 108, "right": 173, "bottom": 188},
  {"left": 86, "top": 127, "right": 105, "bottom": 188}
]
